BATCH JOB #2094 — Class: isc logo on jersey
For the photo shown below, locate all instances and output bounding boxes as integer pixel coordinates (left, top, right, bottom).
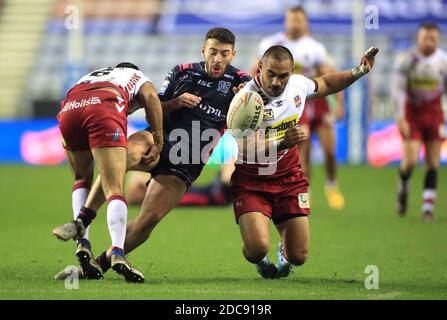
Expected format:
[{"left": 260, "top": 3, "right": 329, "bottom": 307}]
[{"left": 227, "top": 91, "right": 264, "bottom": 138}]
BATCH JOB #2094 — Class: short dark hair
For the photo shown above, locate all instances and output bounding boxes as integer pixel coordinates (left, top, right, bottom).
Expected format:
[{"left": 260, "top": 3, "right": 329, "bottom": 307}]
[
  {"left": 419, "top": 22, "right": 440, "bottom": 32},
  {"left": 287, "top": 5, "right": 308, "bottom": 19},
  {"left": 205, "top": 27, "right": 235, "bottom": 46},
  {"left": 262, "top": 45, "right": 294, "bottom": 64},
  {"left": 116, "top": 62, "right": 140, "bottom": 70}
]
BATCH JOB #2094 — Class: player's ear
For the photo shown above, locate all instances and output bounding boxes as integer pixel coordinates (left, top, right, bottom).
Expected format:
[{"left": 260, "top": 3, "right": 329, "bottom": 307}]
[
  {"left": 201, "top": 46, "right": 205, "bottom": 57},
  {"left": 232, "top": 49, "right": 236, "bottom": 58},
  {"left": 258, "top": 60, "right": 263, "bottom": 71}
]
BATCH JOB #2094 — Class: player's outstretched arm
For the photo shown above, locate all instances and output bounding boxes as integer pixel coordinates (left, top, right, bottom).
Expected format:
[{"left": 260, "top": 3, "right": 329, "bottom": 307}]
[
  {"left": 313, "top": 47, "right": 379, "bottom": 98},
  {"left": 138, "top": 82, "right": 164, "bottom": 163}
]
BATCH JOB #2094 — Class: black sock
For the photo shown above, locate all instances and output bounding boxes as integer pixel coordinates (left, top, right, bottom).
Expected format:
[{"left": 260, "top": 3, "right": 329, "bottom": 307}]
[
  {"left": 399, "top": 169, "right": 412, "bottom": 189},
  {"left": 424, "top": 168, "right": 437, "bottom": 190},
  {"left": 76, "top": 206, "right": 97, "bottom": 228},
  {"left": 96, "top": 251, "right": 111, "bottom": 273}
]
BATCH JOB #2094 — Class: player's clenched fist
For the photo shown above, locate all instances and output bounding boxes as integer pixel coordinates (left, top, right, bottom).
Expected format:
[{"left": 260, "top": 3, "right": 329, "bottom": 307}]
[
  {"left": 352, "top": 47, "right": 379, "bottom": 79},
  {"left": 283, "top": 125, "right": 308, "bottom": 148},
  {"left": 174, "top": 92, "right": 202, "bottom": 109}
]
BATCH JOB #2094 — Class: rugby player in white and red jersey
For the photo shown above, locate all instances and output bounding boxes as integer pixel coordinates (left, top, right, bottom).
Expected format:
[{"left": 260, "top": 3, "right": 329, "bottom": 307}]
[
  {"left": 393, "top": 22, "right": 447, "bottom": 221},
  {"left": 52, "top": 63, "right": 164, "bottom": 282},
  {"left": 251, "top": 6, "right": 346, "bottom": 210},
  {"left": 233, "top": 45, "right": 378, "bottom": 278}
]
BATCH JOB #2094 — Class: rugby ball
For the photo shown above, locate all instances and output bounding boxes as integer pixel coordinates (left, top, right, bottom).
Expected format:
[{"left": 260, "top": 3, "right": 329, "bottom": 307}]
[{"left": 227, "top": 91, "right": 264, "bottom": 138}]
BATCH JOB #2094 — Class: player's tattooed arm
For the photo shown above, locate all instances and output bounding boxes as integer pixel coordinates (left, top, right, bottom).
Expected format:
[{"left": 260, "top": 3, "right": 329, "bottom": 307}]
[{"left": 313, "top": 47, "right": 379, "bottom": 98}]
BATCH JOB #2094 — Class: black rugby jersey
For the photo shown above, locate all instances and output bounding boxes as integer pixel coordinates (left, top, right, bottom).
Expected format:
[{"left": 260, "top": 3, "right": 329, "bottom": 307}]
[{"left": 158, "top": 61, "right": 251, "bottom": 164}]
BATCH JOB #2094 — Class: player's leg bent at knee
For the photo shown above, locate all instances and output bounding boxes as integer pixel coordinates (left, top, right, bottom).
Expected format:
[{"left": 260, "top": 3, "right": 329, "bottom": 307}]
[
  {"left": 81, "top": 130, "right": 157, "bottom": 213},
  {"left": 126, "top": 171, "right": 151, "bottom": 205},
  {"left": 276, "top": 216, "right": 309, "bottom": 265},
  {"left": 126, "top": 130, "right": 159, "bottom": 172},
  {"left": 91, "top": 146, "right": 145, "bottom": 282},
  {"left": 234, "top": 196, "right": 278, "bottom": 279},
  {"left": 275, "top": 215, "right": 310, "bottom": 278},
  {"left": 124, "top": 175, "right": 187, "bottom": 253},
  {"left": 238, "top": 212, "right": 271, "bottom": 263},
  {"left": 91, "top": 147, "right": 127, "bottom": 250},
  {"left": 95, "top": 174, "right": 187, "bottom": 275},
  {"left": 52, "top": 150, "right": 94, "bottom": 241}
]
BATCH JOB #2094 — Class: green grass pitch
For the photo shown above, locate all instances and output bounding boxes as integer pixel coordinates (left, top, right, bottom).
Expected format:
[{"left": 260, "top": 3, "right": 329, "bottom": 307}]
[{"left": 0, "top": 164, "right": 446, "bottom": 300}]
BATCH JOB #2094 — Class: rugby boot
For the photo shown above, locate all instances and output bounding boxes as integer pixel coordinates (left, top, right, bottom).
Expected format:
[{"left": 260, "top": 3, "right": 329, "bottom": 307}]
[
  {"left": 111, "top": 254, "right": 145, "bottom": 283},
  {"left": 76, "top": 239, "right": 103, "bottom": 279},
  {"left": 325, "top": 185, "right": 345, "bottom": 210},
  {"left": 255, "top": 256, "right": 277, "bottom": 279},
  {"left": 52, "top": 218, "right": 85, "bottom": 241}
]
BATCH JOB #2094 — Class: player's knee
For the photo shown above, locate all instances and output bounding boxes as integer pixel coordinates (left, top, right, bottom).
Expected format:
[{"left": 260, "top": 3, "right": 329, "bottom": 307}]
[
  {"left": 286, "top": 248, "right": 308, "bottom": 266},
  {"left": 126, "top": 190, "right": 145, "bottom": 206},
  {"left": 243, "top": 240, "right": 270, "bottom": 263},
  {"left": 127, "top": 148, "right": 143, "bottom": 170},
  {"left": 402, "top": 158, "right": 417, "bottom": 171}
]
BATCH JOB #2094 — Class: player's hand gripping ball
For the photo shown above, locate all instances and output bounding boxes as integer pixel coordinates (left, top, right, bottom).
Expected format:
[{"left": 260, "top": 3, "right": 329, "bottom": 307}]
[{"left": 227, "top": 91, "right": 264, "bottom": 138}]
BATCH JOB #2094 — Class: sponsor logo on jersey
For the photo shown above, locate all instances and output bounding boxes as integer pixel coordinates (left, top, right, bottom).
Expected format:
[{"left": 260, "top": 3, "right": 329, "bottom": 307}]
[
  {"left": 106, "top": 128, "right": 125, "bottom": 141},
  {"left": 198, "top": 79, "right": 213, "bottom": 87},
  {"left": 274, "top": 100, "right": 283, "bottom": 108},
  {"left": 115, "top": 103, "right": 125, "bottom": 113},
  {"left": 217, "top": 80, "right": 231, "bottom": 93},
  {"left": 126, "top": 73, "right": 142, "bottom": 92},
  {"left": 263, "top": 108, "right": 274, "bottom": 121},
  {"left": 294, "top": 95, "right": 302, "bottom": 108},
  {"left": 298, "top": 193, "right": 310, "bottom": 208},
  {"left": 409, "top": 77, "right": 439, "bottom": 91},
  {"left": 60, "top": 97, "right": 101, "bottom": 113},
  {"left": 264, "top": 114, "right": 299, "bottom": 140},
  {"left": 198, "top": 102, "right": 222, "bottom": 117},
  {"left": 179, "top": 73, "right": 193, "bottom": 83}
]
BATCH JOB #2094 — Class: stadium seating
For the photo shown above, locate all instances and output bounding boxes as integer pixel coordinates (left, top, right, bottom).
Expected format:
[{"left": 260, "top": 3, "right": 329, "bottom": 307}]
[
  {"left": 1, "top": 0, "right": 445, "bottom": 120},
  {"left": 0, "top": 0, "right": 53, "bottom": 118}
]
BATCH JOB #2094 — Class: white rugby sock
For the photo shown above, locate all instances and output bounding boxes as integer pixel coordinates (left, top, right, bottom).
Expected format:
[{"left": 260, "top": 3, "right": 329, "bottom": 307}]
[
  {"left": 107, "top": 197, "right": 127, "bottom": 250},
  {"left": 72, "top": 183, "right": 90, "bottom": 239},
  {"left": 422, "top": 189, "right": 436, "bottom": 212}
]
